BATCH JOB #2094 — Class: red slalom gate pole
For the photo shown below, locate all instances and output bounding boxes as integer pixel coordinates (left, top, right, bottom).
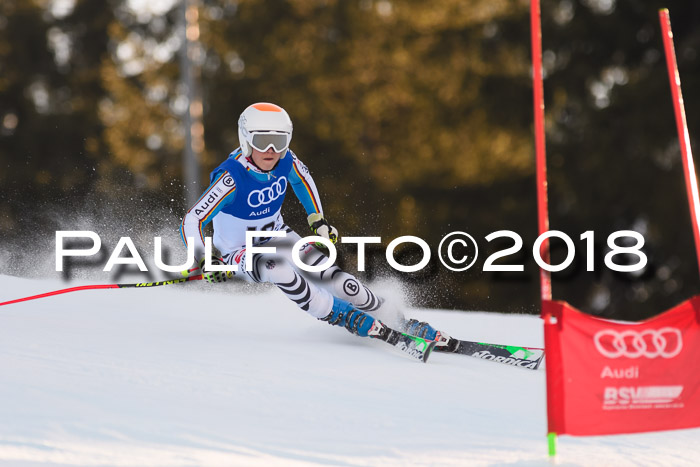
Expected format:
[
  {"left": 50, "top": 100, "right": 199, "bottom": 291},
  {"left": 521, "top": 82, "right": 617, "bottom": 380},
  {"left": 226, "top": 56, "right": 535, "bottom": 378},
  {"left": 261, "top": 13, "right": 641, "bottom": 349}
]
[
  {"left": 531, "top": 0, "right": 556, "bottom": 457},
  {"left": 659, "top": 9, "right": 700, "bottom": 279},
  {"left": 531, "top": 0, "right": 552, "bottom": 303},
  {"left": 0, "top": 275, "right": 204, "bottom": 308}
]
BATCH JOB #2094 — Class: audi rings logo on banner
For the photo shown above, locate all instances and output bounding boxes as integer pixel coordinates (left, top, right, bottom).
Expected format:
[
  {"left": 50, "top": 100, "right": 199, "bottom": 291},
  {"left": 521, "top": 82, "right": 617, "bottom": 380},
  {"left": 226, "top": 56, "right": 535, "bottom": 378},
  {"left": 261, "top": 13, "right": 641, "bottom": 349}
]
[
  {"left": 593, "top": 327, "right": 683, "bottom": 359},
  {"left": 247, "top": 177, "right": 287, "bottom": 208}
]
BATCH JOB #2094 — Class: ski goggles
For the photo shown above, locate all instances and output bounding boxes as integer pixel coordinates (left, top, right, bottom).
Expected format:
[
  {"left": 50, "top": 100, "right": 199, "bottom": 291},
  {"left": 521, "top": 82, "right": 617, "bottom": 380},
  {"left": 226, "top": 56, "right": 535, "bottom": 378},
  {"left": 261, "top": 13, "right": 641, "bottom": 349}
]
[{"left": 248, "top": 132, "right": 291, "bottom": 153}]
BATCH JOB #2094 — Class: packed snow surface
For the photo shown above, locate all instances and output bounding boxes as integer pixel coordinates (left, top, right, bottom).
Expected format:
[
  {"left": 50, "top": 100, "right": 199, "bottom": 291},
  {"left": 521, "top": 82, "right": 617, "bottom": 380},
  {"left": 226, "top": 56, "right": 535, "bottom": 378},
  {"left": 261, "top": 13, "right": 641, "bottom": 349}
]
[{"left": 1, "top": 275, "right": 698, "bottom": 466}]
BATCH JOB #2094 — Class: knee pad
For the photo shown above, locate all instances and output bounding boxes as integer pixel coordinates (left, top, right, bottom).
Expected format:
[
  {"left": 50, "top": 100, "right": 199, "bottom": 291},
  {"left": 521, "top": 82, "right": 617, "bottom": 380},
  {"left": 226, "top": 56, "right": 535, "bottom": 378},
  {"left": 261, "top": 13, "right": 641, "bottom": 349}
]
[{"left": 245, "top": 254, "right": 296, "bottom": 285}]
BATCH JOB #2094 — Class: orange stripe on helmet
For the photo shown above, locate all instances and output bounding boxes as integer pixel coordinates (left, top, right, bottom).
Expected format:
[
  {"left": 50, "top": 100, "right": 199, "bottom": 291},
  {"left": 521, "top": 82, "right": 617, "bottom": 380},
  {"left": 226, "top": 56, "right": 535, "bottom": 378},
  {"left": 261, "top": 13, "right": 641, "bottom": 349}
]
[{"left": 251, "top": 103, "right": 282, "bottom": 112}]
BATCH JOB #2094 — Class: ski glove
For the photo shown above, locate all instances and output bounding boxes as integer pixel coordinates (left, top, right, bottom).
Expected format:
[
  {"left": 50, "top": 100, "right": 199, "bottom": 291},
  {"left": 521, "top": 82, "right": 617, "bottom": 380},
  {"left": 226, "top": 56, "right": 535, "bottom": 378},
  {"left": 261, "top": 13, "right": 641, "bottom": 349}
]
[
  {"left": 198, "top": 256, "right": 234, "bottom": 283},
  {"left": 308, "top": 213, "right": 338, "bottom": 244}
]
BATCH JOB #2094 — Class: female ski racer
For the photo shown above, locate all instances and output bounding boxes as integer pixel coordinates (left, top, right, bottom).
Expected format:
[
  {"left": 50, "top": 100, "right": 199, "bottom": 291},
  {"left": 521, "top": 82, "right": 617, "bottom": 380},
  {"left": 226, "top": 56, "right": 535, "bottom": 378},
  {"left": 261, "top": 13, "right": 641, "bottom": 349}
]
[{"left": 180, "top": 102, "right": 453, "bottom": 347}]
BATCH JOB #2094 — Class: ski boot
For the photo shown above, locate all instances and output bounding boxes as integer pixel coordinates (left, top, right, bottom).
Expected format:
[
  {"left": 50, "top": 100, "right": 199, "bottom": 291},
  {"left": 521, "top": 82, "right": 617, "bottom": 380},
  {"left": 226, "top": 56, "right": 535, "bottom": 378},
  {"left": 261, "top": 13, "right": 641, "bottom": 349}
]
[
  {"left": 321, "top": 297, "right": 387, "bottom": 338},
  {"left": 403, "top": 319, "right": 460, "bottom": 353}
]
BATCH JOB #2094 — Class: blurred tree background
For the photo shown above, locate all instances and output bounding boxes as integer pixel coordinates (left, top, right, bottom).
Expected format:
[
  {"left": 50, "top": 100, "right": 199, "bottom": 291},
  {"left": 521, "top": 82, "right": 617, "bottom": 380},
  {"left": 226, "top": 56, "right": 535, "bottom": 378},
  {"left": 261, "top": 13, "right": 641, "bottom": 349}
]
[{"left": 1, "top": 0, "right": 699, "bottom": 319}]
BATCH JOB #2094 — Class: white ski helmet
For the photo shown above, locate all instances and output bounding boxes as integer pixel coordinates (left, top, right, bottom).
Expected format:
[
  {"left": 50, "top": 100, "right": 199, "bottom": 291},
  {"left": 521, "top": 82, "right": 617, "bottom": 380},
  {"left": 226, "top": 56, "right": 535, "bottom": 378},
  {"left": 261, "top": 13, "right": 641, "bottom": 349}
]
[{"left": 238, "top": 102, "right": 293, "bottom": 158}]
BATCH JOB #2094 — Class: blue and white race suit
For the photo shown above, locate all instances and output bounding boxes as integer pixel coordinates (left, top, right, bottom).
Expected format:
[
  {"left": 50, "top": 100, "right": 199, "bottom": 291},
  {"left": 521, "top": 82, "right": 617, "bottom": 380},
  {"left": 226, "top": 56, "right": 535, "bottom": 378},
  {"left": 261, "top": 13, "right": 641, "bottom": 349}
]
[{"left": 180, "top": 148, "right": 381, "bottom": 318}]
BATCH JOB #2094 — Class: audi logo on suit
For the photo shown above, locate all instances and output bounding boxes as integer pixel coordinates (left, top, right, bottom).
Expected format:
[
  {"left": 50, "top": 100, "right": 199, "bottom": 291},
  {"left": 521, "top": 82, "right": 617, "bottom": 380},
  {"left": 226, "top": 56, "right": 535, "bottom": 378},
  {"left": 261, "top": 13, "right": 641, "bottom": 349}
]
[{"left": 247, "top": 177, "right": 288, "bottom": 208}]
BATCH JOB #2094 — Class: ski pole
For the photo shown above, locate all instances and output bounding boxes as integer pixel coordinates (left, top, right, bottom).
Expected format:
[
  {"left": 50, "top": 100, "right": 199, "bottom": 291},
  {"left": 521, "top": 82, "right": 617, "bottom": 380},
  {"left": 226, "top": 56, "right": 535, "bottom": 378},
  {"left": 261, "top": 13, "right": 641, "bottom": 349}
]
[{"left": 0, "top": 274, "right": 204, "bottom": 308}]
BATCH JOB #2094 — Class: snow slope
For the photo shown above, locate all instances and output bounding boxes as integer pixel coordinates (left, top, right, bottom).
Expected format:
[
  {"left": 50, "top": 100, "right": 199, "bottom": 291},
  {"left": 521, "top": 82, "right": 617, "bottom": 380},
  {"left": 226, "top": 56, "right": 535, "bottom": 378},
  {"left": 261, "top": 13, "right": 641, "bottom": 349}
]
[{"left": 1, "top": 275, "right": 699, "bottom": 466}]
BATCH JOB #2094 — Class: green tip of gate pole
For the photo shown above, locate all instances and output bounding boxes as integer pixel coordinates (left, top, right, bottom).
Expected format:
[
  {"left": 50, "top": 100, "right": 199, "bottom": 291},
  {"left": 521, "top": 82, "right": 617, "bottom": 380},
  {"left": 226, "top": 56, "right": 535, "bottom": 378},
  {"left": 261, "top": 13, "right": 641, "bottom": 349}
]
[{"left": 547, "top": 432, "right": 557, "bottom": 457}]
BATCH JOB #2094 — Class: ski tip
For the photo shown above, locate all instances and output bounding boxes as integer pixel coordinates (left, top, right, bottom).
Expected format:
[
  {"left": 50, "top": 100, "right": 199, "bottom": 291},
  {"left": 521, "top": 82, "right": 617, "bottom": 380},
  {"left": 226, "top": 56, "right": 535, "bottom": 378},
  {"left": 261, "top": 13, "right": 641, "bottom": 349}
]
[
  {"left": 391, "top": 331, "right": 435, "bottom": 363},
  {"left": 422, "top": 341, "right": 437, "bottom": 363}
]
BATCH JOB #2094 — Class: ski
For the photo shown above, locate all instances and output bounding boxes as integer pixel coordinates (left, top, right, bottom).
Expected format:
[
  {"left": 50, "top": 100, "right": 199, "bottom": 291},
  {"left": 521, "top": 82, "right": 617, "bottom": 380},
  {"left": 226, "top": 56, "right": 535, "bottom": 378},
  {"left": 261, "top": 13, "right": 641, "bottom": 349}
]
[
  {"left": 434, "top": 339, "right": 544, "bottom": 370},
  {"left": 374, "top": 328, "right": 436, "bottom": 363}
]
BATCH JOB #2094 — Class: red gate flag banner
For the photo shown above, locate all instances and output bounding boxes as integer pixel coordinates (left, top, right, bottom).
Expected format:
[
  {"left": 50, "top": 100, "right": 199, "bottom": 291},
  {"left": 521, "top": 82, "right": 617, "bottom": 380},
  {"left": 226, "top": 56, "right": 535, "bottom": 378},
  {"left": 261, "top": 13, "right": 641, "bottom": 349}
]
[{"left": 543, "top": 298, "right": 700, "bottom": 436}]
